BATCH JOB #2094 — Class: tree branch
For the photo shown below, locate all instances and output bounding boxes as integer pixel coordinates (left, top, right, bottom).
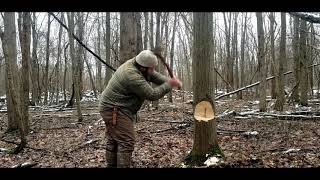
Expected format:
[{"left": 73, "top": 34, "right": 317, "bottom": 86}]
[
  {"left": 215, "top": 63, "right": 320, "bottom": 100},
  {"left": 48, "top": 12, "right": 116, "bottom": 72},
  {"left": 289, "top": 12, "right": 320, "bottom": 24}
]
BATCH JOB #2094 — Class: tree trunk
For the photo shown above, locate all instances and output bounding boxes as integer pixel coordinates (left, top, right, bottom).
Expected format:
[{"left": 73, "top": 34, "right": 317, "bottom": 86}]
[
  {"left": 67, "top": 12, "right": 83, "bottom": 121},
  {"left": 186, "top": 12, "right": 221, "bottom": 166},
  {"left": 96, "top": 13, "right": 102, "bottom": 93},
  {"left": 168, "top": 12, "right": 177, "bottom": 103},
  {"left": 269, "top": 13, "right": 277, "bottom": 99},
  {"left": 292, "top": 17, "right": 300, "bottom": 102},
  {"left": 149, "top": 12, "right": 154, "bottom": 50},
  {"left": 31, "top": 13, "right": 40, "bottom": 105},
  {"left": 232, "top": 13, "right": 239, "bottom": 98},
  {"left": 120, "top": 12, "right": 137, "bottom": 63},
  {"left": 1, "top": 12, "right": 27, "bottom": 153},
  {"left": 18, "top": 12, "right": 31, "bottom": 133},
  {"left": 256, "top": 12, "right": 267, "bottom": 112},
  {"left": 274, "top": 13, "right": 286, "bottom": 111},
  {"left": 143, "top": 12, "right": 149, "bottom": 50},
  {"left": 55, "top": 13, "right": 64, "bottom": 104},
  {"left": 63, "top": 43, "right": 68, "bottom": 102},
  {"left": 309, "top": 23, "right": 315, "bottom": 97},
  {"left": 84, "top": 49, "right": 97, "bottom": 98},
  {"left": 136, "top": 12, "right": 143, "bottom": 53},
  {"left": 77, "top": 12, "right": 84, "bottom": 99},
  {"left": 105, "top": 12, "right": 112, "bottom": 87},
  {"left": 44, "top": 14, "right": 51, "bottom": 105},
  {"left": 223, "top": 13, "right": 233, "bottom": 92},
  {"left": 239, "top": 13, "right": 247, "bottom": 99},
  {"left": 152, "top": 12, "right": 161, "bottom": 109},
  {"left": 299, "top": 19, "right": 308, "bottom": 106}
]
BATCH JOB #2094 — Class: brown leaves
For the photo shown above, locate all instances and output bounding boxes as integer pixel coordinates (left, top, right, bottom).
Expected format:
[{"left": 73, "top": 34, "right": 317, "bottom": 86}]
[{"left": 0, "top": 92, "right": 320, "bottom": 167}]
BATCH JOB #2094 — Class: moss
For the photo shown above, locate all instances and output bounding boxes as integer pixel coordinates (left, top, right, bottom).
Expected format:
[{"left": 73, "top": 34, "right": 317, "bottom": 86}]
[{"left": 183, "top": 144, "right": 224, "bottom": 167}]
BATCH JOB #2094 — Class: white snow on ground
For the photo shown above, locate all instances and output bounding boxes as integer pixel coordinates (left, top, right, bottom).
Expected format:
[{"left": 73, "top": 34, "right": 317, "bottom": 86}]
[
  {"left": 204, "top": 156, "right": 220, "bottom": 166},
  {"left": 244, "top": 131, "right": 259, "bottom": 136},
  {"left": 283, "top": 148, "right": 300, "bottom": 154}
]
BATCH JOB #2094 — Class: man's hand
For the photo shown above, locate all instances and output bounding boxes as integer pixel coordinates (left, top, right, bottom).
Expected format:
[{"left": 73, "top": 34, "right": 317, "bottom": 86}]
[{"left": 168, "top": 77, "right": 182, "bottom": 89}]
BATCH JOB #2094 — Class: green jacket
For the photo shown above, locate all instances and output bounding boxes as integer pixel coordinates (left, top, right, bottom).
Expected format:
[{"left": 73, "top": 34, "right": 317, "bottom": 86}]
[{"left": 99, "top": 58, "right": 172, "bottom": 121}]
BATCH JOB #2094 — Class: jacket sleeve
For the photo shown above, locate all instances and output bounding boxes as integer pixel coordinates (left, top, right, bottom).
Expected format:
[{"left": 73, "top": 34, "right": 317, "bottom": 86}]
[
  {"left": 127, "top": 70, "right": 172, "bottom": 101},
  {"left": 149, "top": 71, "right": 170, "bottom": 85}
]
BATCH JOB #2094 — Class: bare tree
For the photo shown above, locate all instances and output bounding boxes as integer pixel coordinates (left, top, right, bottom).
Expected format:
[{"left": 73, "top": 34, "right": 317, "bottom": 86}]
[
  {"left": 67, "top": 12, "right": 83, "bottom": 121},
  {"left": 18, "top": 12, "right": 31, "bottom": 133},
  {"left": 149, "top": 12, "right": 154, "bottom": 50},
  {"left": 96, "top": 13, "right": 102, "bottom": 93},
  {"left": 274, "top": 13, "right": 286, "bottom": 111},
  {"left": 152, "top": 12, "right": 161, "bottom": 109},
  {"left": 143, "top": 12, "right": 149, "bottom": 50},
  {"left": 44, "top": 14, "right": 51, "bottom": 105},
  {"left": 232, "top": 13, "right": 239, "bottom": 97},
  {"left": 136, "top": 12, "right": 143, "bottom": 53},
  {"left": 256, "top": 12, "right": 267, "bottom": 112},
  {"left": 63, "top": 42, "right": 68, "bottom": 102},
  {"left": 269, "top": 12, "right": 277, "bottom": 99},
  {"left": 105, "top": 12, "right": 112, "bottom": 87},
  {"left": 55, "top": 13, "right": 64, "bottom": 104},
  {"left": 292, "top": 16, "right": 300, "bottom": 102},
  {"left": 168, "top": 12, "right": 177, "bottom": 103},
  {"left": 239, "top": 13, "right": 247, "bottom": 99},
  {"left": 186, "top": 12, "right": 221, "bottom": 166},
  {"left": 31, "top": 13, "right": 40, "bottom": 105},
  {"left": 299, "top": 19, "right": 308, "bottom": 106},
  {"left": 120, "top": 12, "right": 137, "bottom": 63},
  {"left": 1, "top": 12, "right": 27, "bottom": 153},
  {"left": 84, "top": 49, "right": 97, "bottom": 98},
  {"left": 223, "top": 13, "right": 233, "bottom": 92},
  {"left": 77, "top": 12, "right": 85, "bottom": 99}
]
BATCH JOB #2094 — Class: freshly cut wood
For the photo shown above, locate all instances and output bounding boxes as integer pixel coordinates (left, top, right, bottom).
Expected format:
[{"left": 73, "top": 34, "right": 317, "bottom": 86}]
[{"left": 194, "top": 101, "right": 215, "bottom": 122}]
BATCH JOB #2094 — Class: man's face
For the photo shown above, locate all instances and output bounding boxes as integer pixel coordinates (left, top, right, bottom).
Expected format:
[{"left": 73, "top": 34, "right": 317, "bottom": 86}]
[{"left": 147, "top": 66, "right": 155, "bottom": 75}]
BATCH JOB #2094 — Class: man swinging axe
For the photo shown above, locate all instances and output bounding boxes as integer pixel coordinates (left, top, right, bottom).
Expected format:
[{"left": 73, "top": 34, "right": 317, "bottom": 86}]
[{"left": 99, "top": 50, "right": 182, "bottom": 168}]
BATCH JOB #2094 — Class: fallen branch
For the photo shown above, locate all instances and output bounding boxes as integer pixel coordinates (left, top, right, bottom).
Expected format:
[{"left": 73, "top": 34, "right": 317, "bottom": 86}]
[
  {"left": 68, "top": 139, "right": 99, "bottom": 153},
  {"left": 148, "top": 120, "right": 186, "bottom": 123},
  {"left": 12, "top": 162, "right": 38, "bottom": 168},
  {"left": 234, "top": 111, "right": 320, "bottom": 120},
  {"left": 215, "top": 63, "right": 320, "bottom": 100}
]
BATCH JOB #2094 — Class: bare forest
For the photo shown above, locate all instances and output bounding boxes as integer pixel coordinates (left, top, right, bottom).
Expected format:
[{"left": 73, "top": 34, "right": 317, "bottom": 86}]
[{"left": 0, "top": 12, "right": 320, "bottom": 168}]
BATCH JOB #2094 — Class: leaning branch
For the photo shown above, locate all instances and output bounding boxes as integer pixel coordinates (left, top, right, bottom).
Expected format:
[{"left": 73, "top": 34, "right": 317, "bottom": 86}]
[{"left": 48, "top": 12, "right": 116, "bottom": 72}]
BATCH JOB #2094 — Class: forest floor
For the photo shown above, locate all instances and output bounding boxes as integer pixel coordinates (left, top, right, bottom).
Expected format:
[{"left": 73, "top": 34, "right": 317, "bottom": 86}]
[{"left": 0, "top": 90, "right": 320, "bottom": 168}]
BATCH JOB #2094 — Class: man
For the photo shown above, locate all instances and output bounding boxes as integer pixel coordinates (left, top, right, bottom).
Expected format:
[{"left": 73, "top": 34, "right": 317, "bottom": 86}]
[{"left": 99, "top": 50, "right": 182, "bottom": 168}]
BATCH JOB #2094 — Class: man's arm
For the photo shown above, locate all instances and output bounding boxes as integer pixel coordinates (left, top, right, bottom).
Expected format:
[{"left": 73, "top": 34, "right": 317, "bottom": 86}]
[
  {"left": 127, "top": 70, "right": 172, "bottom": 101},
  {"left": 149, "top": 71, "right": 170, "bottom": 85}
]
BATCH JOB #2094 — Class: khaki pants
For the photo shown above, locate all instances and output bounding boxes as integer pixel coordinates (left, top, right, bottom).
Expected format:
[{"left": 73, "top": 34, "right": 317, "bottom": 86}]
[{"left": 100, "top": 110, "right": 135, "bottom": 154}]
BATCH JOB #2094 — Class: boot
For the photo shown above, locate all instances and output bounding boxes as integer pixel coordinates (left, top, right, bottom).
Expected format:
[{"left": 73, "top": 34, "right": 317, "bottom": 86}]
[
  {"left": 106, "top": 150, "right": 117, "bottom": 168},
  {"left": 117, "top": 152, "right": 132, "bottom": 168}
]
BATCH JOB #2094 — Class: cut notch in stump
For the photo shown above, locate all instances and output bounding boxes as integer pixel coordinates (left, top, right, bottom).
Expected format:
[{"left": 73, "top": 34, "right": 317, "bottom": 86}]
[{"left": 194, "top": 101, "right": 215, "bottom": 122}]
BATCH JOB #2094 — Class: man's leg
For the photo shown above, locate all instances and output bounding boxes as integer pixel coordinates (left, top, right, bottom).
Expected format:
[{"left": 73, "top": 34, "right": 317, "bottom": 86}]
[
  {"left": 105, "top": 134, "right": 118, "bottom": 168},
  {"left": 113, "top": 114, "right": 135, "bottom": 168},
  {"left": 100, "top": 111, "right": 118, "bottom": 168}
]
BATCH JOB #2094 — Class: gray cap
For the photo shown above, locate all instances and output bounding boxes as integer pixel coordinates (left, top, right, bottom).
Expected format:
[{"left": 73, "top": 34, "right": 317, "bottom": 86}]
[{"left": 136, "top": 50, "right": 158, "bottom": 67}]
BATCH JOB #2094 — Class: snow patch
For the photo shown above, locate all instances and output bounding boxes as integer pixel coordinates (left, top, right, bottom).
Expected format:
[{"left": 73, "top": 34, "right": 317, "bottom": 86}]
[
  {"left": 244, "top": 131, "right": 259, "bottom": 136},
  {"left": 204, "top": 156, "right": 220, "bottom": 166},
  {"left": 283, "top": 148, "right": 300, "bottom": 154},
  {"left": 0, "top": 148, "right": 8, "bottom": 152}
]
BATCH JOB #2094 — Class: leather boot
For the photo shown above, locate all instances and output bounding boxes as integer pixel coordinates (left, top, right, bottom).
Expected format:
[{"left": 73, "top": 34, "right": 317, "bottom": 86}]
[
  {"left": 106, "top": 150, "right": 117, "bottom": 168},
  {"left": 117, "top": 152, "right": 132, "bottom": 168}
]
